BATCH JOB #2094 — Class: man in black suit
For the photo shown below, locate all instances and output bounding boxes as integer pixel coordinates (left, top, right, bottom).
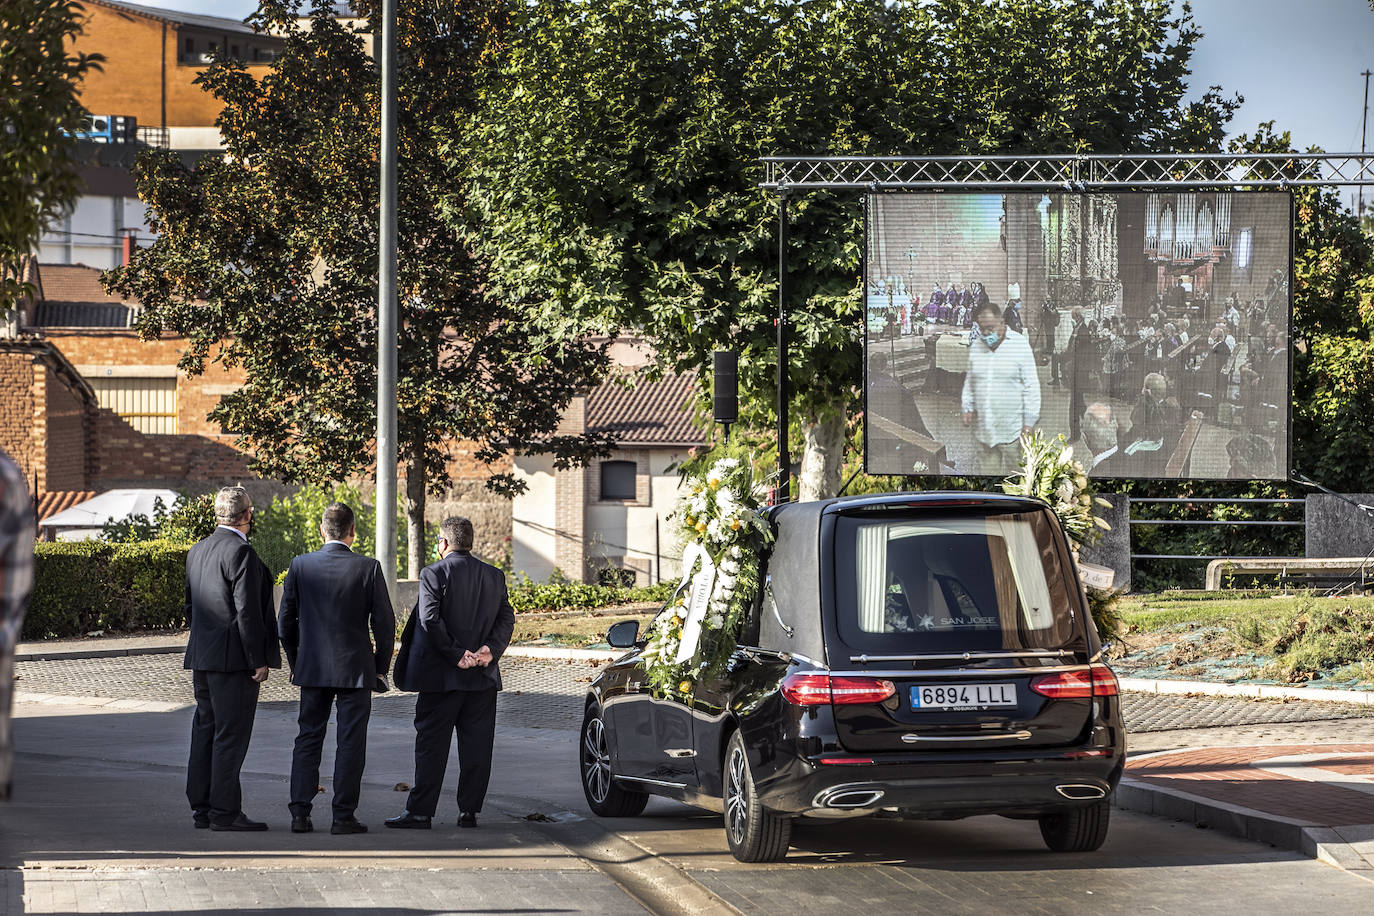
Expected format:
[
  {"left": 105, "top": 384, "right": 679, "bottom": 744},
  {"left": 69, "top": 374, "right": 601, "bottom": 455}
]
[
  {"left": 184, "top": 486, "right": 280, "bottom": 831},
  {"left": 1064, "top": 307, "right": 1092, "bottom": 441},
  {"left": 278, "top": 502, "right": 394, "bottom": 835},
  {"left": 387, "top": 516, "right": 514, "bottom": 830}
]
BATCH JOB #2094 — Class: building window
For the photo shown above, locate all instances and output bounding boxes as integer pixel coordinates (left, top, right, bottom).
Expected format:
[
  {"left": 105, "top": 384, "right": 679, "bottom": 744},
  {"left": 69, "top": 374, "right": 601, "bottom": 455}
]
[
  {"left": 1235, "top": 228, "right": 1253, "bottom": 270},
  {"left": 599, "top": 460, "right": 637, "bottom": 500},
  {"left": 184, "top": 37, "right": 194, "bottom": 55},
  {"left": 88, "top": 377, "right": 177, "bottom": 435}
]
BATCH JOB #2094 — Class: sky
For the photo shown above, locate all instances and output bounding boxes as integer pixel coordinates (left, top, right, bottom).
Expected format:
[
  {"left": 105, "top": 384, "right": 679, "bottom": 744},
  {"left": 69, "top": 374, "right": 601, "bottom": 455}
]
[{"left": 118, "top": 0, "right": 1374, "bottom": 199}]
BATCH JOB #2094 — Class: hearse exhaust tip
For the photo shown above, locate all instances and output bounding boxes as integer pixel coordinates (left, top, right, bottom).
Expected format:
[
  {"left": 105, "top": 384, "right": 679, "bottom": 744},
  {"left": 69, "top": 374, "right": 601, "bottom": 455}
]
[
  {"left": 1055, "top": 784, "right": 1107, "bottom": 800},
  {"left": 822, "top": 789, "right": 886, "bottom": 808}
]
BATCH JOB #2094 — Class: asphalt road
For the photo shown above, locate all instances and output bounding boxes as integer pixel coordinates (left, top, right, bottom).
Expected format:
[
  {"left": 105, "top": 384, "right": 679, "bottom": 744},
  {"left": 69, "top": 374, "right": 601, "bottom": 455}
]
[{"left": 7, "top": 656, "right": 1374, "bottom": 914}]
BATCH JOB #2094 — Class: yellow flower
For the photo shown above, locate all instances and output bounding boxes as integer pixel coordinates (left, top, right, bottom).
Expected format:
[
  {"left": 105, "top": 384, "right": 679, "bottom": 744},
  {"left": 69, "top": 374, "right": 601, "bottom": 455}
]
[
  {"left": 708, "top": 478, "right": 720, "bottom": 489},
  {"left": 678, "top": 679, "right": 694, "bottom": 694},
  {"left": 730, "top": 517, "right": 741, "bottom": 530},
  {"left": 685, "top": 515, "right": 695, "bottom": 526},
  {"left": 696, "top": 522, "right": 707, "bottom": 533}
]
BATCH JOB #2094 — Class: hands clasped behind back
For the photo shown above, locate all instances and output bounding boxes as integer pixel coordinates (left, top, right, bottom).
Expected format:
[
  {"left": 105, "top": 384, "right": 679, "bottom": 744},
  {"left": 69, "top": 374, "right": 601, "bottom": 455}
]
[{"left": 457, "top": 646, "right": 492, "bottom": 669}]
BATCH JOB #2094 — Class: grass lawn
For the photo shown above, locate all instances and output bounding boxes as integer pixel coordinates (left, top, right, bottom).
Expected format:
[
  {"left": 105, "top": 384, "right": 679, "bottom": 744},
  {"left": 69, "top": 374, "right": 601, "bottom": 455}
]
[
  {"left": 512, "top": 609, "right": 656, "bottom": 649},
  {"left": 1115, "top": 590, "right": 1374, "bottom": 688}
]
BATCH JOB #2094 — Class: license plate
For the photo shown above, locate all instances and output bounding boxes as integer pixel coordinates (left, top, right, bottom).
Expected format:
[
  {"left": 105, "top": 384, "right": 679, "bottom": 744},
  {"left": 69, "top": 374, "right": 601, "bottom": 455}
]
[{"left": 911, "top": 683, "right": 1017, "bottom": 711}]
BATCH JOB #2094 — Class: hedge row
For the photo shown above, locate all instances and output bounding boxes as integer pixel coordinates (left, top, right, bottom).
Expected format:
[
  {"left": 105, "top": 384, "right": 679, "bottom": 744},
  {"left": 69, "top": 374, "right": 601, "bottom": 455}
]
[
  {"left": 27, "top": 540, "right": 189, "bottom": 639},
  {"left": 25, "top": 540, "right": 673, "bottom": 639},
  {"left": 508, "top": 580, "right": 673, "bottom": 614}
]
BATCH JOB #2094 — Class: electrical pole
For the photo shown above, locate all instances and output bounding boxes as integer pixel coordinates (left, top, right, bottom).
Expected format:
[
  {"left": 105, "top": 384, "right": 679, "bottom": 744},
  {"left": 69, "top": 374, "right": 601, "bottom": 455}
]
[
  {"left": 376, "top": 0, "right": 398, "bottom": 600},
  {"left": 1360, "top": 69, "right": 1371, "bottom": 221}
]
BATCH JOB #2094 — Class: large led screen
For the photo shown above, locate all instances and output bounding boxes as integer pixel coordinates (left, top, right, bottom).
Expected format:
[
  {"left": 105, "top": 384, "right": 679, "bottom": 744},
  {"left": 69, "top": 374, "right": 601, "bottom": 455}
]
[{"left": 864, "top": 191, "right": 1291, "bottom": 480}]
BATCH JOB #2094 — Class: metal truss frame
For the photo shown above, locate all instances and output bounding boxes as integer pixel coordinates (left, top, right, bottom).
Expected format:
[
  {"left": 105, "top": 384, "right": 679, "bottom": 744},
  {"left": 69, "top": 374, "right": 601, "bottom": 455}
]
[
  {"left": 761, "top": 153, "right": 1374, "bottom": 191},
  {"left": 763, "top": 153, "right": 1374, "bottom": 500}
]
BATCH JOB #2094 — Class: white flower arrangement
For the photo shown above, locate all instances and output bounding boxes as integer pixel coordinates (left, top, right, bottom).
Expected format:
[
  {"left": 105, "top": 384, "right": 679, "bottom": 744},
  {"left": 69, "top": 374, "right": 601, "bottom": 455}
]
[
  {"left": 1000, "top": 430, "right": 1111, "bottom": 546},
  {"left": 642, "top": 452, "right": 772, "bottom": 694}
]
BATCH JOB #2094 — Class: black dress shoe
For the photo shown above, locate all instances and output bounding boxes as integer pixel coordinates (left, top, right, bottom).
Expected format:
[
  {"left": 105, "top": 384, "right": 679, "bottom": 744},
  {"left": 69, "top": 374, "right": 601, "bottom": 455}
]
[
  {"left": 291, "top": 815, "right": 313, "bottom": 833},
  {"left": 458, "top": 812, "right": 477, "bottom": 829},
  {"left": 384, "top": 811, "right": 431, "bottom": 829},
  {"left": 193, "top": 814, "right": 210, "bottom": 829},
  {"left": 210, "top": 813, "right": 269, "bottom": 832},
  {"left": 331, "top": 817, "right": 368, "bottom": 835}
]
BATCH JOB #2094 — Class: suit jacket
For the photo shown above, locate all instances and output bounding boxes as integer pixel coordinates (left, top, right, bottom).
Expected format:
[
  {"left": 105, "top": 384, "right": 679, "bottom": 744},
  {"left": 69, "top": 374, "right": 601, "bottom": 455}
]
[
  {"left": 183, "top": 527, "right": 281, "bottom": 673},
  {"left": 278, "top": 542, "right": 395, "bottom": 689},
  {"left": 394, "top": 551, "right": 515, "bottom": 693}
]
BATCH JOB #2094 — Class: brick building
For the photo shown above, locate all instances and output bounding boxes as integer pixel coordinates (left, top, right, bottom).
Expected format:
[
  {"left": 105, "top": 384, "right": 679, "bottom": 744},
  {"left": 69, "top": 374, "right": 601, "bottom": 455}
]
[
  {"left": 69, "top": 0, "right": 284, "bottom": 145},
  {"left": 1, "top": 262, "right": 252, "bottom": 509},
  {"left": 40, "top": 1, "right": 289, "bottom": 269}
]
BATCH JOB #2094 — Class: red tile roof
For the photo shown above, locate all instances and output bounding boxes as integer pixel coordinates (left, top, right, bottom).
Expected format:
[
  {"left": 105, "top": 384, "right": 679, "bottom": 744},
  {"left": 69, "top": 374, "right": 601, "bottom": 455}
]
[
  {"left": 34, "top": 490, "right": 97, "bottom": 522},
  {"left": 586, "top": 371, "right": 706, "bottom": 447},
  {"left": 36, "top": 264, "right": 129, "bottom": 306}
]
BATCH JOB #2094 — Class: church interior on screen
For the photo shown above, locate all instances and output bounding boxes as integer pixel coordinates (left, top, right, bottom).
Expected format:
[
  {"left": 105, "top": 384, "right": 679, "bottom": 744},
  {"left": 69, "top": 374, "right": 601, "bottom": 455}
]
[{"left": 863, "top": 191, "right": 1291, "bottom": 480}]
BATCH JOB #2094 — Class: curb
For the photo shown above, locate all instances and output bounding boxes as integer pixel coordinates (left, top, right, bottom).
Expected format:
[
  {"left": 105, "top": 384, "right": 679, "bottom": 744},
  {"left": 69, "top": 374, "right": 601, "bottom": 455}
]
[
  {"left": 14, "top": 642, "right": 186, "bottom": 662},
  {"left": 1119, "top": 675, "right": 1374, "bottom": 706},
  {"left": 1115, "top": 776, "right": 1374, "bottom": 884}
]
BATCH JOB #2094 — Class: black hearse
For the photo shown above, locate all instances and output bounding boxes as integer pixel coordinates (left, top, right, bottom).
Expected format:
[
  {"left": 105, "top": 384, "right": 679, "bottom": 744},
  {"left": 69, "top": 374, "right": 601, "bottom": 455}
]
[{"left": 579, "top": 492, "right": 1126, "bottom": 862}]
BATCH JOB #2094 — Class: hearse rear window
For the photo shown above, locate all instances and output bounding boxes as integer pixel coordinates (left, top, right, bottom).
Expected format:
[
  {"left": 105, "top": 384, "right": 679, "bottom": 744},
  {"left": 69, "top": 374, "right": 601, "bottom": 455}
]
[{"left": 834, "top": 511, "right": 1077, "bottom": 653}]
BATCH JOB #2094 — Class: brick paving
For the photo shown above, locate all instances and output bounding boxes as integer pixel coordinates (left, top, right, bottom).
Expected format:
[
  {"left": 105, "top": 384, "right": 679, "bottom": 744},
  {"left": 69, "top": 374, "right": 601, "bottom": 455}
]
[
  {"left": 16, "top": 650, "right": 1374, "bottom": 734},
  {"left": 1127, "top": 743, "right": 1374, "bottom": 827},
  {"left": 14, "top": 652, "right": 601, "bottom": 729}
]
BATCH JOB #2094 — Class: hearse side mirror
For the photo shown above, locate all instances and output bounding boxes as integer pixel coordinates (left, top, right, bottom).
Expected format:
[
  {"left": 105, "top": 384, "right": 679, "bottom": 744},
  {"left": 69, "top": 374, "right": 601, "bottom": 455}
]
[{"left": 606, "top": 620, "right": 641, "bottom": 649}]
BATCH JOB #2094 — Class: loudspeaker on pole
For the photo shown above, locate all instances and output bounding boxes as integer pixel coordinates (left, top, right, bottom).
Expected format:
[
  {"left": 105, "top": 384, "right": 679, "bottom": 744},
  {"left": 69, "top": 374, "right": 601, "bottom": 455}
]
[{"left": 713, "top": 350, "right": 738, "bottom": 425}]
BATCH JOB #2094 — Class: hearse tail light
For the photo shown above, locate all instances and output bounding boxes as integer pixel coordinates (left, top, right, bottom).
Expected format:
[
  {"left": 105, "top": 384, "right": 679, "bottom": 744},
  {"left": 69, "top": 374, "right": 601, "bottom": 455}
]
[
  {"left": 817, "top": 756, "right": 876, "bottom": 765},
  {"left": 1030, "top": 664, "right": 1119, "bottom": 699},
  {"left": 781, "top": 674, "right": 896, "bottom": 706}
]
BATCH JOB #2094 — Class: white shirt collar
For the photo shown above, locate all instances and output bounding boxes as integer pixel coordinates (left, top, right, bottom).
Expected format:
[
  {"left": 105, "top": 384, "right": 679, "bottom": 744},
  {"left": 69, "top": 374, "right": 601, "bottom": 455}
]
[
  {"left": 324, "top": 539, "right": 350, "bottom": 549},
  {"left": 1091, "top": 445, "right": 1119, "bottom": 468},
  {"left": 217, "top": 524, "right": 247, "bottom": 543}
]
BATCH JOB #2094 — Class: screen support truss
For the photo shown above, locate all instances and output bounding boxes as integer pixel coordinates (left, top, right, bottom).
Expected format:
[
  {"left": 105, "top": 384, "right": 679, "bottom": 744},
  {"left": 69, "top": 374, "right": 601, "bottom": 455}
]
[
  {"left": 764, "top": 153, "right": 1374, "bottom": 500},
  {"left": 762, "top": 153, "right": 1374, "bottom": 191}
]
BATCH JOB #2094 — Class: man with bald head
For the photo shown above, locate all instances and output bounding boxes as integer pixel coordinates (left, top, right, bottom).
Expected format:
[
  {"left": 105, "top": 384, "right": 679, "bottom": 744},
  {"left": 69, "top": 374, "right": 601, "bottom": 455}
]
[{"left": 1081, "top": 403, "right": 1130, "bottom": 477}]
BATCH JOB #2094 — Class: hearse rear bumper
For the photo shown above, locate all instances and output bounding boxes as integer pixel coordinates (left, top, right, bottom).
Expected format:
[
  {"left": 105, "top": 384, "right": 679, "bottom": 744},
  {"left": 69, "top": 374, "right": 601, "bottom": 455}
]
[{"left": 755, "top": 749, "right": 1125, "bottom": 817}]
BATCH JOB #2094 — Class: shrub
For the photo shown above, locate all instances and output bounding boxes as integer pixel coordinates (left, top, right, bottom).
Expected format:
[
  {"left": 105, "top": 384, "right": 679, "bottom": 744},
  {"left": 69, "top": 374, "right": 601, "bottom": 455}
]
[
  {"left": 103, "top": 541, "right": 189, "bottom": 630},
  {"left": 28, "top": 540, "right": 189, "bottom": 638},
  {"left": 252, "top": 484, "right": 426, "bottom": 579},
  {"left": 101, "top": 492, "right": 216, "bottom": 544},
  {"left": 26, "top": 541, "right": 110, "bottom": 637},
  {"left": 508, "top": 580, "right": 673, "bottom": 614}
]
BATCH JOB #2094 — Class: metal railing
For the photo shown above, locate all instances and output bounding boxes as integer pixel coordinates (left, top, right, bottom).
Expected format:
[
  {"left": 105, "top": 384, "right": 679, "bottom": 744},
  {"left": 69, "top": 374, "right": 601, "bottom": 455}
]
[{"left": 1128, "top": 497, "right": 1304, "bottom": 564}]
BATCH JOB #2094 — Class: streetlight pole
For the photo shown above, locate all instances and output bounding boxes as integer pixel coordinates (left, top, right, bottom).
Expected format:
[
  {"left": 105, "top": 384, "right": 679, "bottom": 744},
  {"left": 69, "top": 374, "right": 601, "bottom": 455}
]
[{"left": 376, "top": 0, "right": 398, "bottom": 599}]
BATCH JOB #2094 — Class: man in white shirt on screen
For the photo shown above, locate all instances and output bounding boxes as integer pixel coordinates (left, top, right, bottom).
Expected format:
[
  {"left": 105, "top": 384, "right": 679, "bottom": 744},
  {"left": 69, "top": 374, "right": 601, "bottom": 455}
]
[{"left": 962, "top": 301, "right": 1041, "bottom": 476}]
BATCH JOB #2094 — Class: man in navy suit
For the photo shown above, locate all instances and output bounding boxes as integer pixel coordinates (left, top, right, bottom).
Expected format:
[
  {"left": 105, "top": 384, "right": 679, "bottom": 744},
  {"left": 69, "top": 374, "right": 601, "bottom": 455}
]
[
  {"left": 184, "top": 486, "right": 281, "bottom": 831},
  {"left": 278, "top": 502, "right": 394, "bottom": 835},
  {"left": 386, "top": 517, "right": 514, "bottom": 830}
]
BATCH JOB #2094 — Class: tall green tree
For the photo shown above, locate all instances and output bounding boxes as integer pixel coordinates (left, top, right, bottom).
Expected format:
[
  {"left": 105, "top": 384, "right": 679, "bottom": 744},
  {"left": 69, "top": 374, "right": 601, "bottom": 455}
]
[
  {"left": 456, "top": 0, "right": 1237, "bottom": 499},
  {"left": 106, "top": 0, "right": 611, "bottom": 576},
  {"left": 0, "top": 0, "right": 100, "bottom": 314}
]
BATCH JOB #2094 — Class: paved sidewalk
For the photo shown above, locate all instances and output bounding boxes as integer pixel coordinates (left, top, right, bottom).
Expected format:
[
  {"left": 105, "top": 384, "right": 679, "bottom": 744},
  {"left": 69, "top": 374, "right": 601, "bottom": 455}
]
[
  {"left": 16, "top": 634, "right": 1374, "bottom": 889},
  {"left": 1120, "top": 742, "right": 1374, "bottom": 883}
]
